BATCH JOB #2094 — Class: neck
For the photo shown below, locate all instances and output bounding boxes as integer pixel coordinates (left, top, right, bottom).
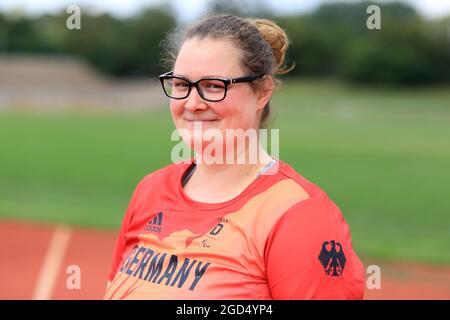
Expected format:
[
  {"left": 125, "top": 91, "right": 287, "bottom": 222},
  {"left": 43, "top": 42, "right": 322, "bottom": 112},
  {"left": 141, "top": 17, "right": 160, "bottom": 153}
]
[
  {"left": 182, "top": 145, "right": 275, "bottom": 203},
  {"left": 193, "top": 145, "right": 274, "bottom": 179}
]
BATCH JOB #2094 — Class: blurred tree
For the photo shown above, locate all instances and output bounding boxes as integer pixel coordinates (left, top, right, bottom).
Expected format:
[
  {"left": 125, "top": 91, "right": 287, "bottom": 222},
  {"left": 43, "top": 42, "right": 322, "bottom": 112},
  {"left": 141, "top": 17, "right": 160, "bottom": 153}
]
[
  {"left": 0, "top": 13, "right": 7, "bottom": 51},
  {"left": 314, "top": 1, "right": 419, "bottom": 30},
  {"left": 0, "top": 1, "right": 447, "bottom": 85},
  {"left": 207, "top": 0, "right": 273, "bottom": 18},
  {"left": 4, "top": 16, "right": 53, "bottom": 52},
  {"left": 34, "top": 14, "right": 69, "bottom": 53},
  {"left": 425, "top": 17, "right": 450, "bottom": 82},
  {"left": 62, "top": 6, "right": 176, "bottom": 77},
  {"left": 126, "top": 6, "right": 177, "bottom": 76},
  {"left": 279, "top": 15, "right": 349, "bottom": 76},
  {"left": 280, "top": 1, "right": 447, "bottom": 85},
  {"left": 339, "top": 3, "right": 442, "bottom": 85},
  {"left": 62, "top": 12, "right": 129, "bottom": 75}
]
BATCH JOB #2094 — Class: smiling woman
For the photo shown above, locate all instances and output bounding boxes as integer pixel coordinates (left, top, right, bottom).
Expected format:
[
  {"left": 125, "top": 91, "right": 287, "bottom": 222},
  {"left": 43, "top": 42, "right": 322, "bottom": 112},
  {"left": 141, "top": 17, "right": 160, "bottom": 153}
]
[{"left": 104, "top": 13, "right": 364, "bottom": 300}]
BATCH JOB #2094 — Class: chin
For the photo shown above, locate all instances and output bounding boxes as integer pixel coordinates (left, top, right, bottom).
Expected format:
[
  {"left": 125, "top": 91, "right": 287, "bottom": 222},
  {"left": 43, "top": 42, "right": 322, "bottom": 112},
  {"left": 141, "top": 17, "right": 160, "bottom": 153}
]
[{"left": 183, "top": 119, "right": 221, "bottom": 129}]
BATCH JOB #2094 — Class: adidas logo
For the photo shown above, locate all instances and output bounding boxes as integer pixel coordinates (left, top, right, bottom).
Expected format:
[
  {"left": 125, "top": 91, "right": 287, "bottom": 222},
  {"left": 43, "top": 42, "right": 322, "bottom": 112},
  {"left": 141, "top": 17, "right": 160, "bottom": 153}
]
[{"left": 144, "top": 211, "right": 163, "bottom": 233}]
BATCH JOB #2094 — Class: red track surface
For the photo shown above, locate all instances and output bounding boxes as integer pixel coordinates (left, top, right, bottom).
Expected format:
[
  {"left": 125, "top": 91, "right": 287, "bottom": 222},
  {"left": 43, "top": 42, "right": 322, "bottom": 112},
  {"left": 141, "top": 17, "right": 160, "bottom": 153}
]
[{"left": 1, "top": 219, "right": 449, "bottom": 300}]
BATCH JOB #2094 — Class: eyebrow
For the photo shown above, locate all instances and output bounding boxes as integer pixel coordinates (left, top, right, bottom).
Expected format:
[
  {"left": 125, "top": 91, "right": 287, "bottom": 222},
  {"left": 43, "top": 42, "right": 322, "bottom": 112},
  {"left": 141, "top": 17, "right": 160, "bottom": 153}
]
[{"left": 173, "top": 73, "right": 228, "bottom": 81}]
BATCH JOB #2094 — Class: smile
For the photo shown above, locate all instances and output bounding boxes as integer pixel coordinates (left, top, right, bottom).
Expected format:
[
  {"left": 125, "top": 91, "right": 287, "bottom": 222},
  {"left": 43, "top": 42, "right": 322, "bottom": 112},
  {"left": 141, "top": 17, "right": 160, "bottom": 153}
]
[{"left": 184, "top": 119, "right": 219, "bottom": 123}]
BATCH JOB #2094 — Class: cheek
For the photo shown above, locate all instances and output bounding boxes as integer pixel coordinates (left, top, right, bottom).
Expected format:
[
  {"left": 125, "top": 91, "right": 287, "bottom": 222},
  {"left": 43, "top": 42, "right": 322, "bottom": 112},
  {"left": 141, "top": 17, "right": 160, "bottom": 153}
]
[
  {"left": 221, "top": 97, "right": 257, "bottom": 129},
  {"left": 170, "top": 101, "right": 184, "bottom": 123}
]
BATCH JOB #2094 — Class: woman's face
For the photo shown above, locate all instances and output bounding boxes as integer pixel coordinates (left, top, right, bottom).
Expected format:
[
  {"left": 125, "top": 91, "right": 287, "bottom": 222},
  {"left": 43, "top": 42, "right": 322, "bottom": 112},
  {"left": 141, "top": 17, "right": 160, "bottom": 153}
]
[{"left": 170, "top": 37, "right": 273, "bottom": 155}]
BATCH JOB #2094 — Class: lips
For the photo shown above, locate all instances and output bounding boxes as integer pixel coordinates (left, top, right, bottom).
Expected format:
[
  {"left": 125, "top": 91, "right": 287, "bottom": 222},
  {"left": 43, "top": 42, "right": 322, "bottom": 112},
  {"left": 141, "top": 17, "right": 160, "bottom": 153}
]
[{"left": 184, "top": 118, "right": 219, "bottom": 122}]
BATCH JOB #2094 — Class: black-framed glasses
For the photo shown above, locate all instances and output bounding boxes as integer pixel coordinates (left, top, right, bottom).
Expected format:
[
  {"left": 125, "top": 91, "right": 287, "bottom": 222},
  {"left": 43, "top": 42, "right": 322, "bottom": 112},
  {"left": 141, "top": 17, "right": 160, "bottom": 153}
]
[{"left": 158, "top": 71, "right": 265, "bottom": 102}]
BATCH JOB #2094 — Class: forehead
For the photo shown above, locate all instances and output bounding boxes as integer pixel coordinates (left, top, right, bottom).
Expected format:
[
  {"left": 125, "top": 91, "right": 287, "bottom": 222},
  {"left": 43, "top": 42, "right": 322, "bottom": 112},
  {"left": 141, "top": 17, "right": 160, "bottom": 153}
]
[{"left": 173, "top": 37, "right": 244, "bottom": 79}]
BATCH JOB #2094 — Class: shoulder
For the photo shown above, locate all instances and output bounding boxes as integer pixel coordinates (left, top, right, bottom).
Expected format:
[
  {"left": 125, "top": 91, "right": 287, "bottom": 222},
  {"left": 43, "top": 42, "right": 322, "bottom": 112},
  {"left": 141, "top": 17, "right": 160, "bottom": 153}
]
[
  {"left": 256, "top": 160, "right": 339, "bottom": 228},
  {"left": 123, "top": 160, "right": 192, "bottom": 212},
  {"left": 268, "top": 196, "right": 349, "bottom": 246},
  {"left": 252, "top": 160, "right": 348, "bottom": 252},
  {"left": 266, "top": 160, "right": 350, "bottom": 254},
  {"left": 273, "top": 159, "right": 343, "bottom": 221},
  {"left": 262, "top": 162, "right": 364, "bottom": 299},
  {"left": 133, "top": 160, "right": 191, "bottom": 193},
  {"left": 263, "top": 160, "right": 355, "bottom": 271},
  {"left": 275, "top": 159, "right": 328, "bottom": 199}
]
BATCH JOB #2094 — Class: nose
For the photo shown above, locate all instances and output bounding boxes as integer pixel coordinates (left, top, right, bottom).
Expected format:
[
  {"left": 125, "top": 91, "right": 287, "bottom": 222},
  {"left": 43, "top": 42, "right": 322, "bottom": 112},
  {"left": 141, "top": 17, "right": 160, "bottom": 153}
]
[{"left": 183, "top": 85, "right": 208, "bottom": 113}]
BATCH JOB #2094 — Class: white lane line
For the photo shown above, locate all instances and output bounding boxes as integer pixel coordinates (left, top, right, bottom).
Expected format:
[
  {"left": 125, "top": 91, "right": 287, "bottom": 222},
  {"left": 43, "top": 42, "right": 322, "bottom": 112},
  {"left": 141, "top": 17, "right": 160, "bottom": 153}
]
[{"left": 32, "top": 225, "right": 72, "bottom": 300}]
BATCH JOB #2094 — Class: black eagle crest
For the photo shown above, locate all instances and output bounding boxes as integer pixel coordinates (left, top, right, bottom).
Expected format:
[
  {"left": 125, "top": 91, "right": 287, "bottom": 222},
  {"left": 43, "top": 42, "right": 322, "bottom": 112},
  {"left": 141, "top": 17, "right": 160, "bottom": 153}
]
[{"left": 318, "top": 240, "right": 346, "bottom": 277}]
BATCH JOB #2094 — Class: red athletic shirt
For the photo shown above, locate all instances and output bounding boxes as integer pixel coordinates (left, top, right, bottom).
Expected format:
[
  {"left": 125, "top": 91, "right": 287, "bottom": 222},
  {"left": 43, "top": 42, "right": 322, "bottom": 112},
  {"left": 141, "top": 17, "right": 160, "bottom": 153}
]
[{"left": 104, "top": 159, "right": 364, "bottom": 300}]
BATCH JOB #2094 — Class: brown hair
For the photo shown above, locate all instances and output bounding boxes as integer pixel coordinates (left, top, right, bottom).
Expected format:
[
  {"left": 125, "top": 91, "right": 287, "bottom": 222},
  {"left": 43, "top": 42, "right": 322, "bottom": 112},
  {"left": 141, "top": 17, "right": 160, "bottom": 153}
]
[{"left": 161, "top": 14, "right": 293, "bottom": 128}]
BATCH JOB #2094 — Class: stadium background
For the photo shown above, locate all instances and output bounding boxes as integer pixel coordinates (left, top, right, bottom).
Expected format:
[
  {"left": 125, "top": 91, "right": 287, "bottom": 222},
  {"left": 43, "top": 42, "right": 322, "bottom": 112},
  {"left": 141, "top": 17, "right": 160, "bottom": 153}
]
[{"left": 0, "top": 0, "right": 449, "bottom": 299}]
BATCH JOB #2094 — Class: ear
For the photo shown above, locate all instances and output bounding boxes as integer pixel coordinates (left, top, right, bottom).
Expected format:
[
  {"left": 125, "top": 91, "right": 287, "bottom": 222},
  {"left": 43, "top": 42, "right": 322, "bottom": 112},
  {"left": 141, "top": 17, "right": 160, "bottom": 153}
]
[{"left": 256, "top": 75, "right": 275, "bottom": 111}]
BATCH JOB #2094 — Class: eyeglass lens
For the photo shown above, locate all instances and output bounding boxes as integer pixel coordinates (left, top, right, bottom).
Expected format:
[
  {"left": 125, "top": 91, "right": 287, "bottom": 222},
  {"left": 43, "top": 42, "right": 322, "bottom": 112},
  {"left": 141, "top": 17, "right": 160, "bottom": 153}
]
[{"left": 162, "top": 77, "right": 227, "bottom": 101}]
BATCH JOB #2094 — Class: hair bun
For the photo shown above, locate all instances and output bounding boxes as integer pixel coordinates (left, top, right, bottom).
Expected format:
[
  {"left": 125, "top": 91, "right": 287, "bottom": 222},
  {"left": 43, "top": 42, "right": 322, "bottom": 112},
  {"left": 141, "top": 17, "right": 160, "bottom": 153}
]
[{"left": 247, "top": 18, "right": 293, "bottom": 75}]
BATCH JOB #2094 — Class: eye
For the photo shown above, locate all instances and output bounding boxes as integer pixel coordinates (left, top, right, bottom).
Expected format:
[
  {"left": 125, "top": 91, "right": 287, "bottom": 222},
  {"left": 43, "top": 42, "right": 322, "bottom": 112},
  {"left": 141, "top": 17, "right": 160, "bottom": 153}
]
[
  {"left": 201, "top": 80, "right": 225, "bottom": 90},
  {"left": 207, "top": 83, "right": 224, "bottom": 89},
  {"left": 173, "top": 79, "right": 189, "bottom": 87}
]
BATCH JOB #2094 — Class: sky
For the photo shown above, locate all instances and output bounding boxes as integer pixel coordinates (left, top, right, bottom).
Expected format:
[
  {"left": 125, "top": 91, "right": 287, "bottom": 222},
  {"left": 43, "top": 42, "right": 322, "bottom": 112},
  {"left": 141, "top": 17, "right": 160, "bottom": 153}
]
[{"left": 1, "top": 0, "right": 449, "bottom": 21}]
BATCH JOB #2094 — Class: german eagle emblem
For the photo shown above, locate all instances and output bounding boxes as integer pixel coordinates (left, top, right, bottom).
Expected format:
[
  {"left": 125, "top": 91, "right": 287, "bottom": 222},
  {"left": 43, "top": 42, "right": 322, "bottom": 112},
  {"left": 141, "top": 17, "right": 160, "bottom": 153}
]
[{"left": 318, "top": 240, "right": 346, "bottom": 277}]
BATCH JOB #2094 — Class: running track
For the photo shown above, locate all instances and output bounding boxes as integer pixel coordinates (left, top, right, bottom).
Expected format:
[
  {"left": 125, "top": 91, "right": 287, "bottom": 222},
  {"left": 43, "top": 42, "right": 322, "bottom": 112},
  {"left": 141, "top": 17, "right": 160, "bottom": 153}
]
[{"left": 1, "top": 219, "right": 449, "bottom": 300}]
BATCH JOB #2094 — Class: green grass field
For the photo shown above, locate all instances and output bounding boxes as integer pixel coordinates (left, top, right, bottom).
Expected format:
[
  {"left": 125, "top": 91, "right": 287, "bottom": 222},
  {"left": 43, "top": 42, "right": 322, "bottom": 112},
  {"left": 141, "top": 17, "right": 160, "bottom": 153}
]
[{"left": 1, "top": 79, "right": 449, "bottom": 264}]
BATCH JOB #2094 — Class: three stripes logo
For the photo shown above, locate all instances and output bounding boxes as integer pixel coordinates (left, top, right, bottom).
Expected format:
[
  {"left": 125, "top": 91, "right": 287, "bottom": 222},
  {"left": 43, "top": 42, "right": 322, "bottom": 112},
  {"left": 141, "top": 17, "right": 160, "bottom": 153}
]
[{"left": 144, "top": 211, "right": 163, "bottom": 233}]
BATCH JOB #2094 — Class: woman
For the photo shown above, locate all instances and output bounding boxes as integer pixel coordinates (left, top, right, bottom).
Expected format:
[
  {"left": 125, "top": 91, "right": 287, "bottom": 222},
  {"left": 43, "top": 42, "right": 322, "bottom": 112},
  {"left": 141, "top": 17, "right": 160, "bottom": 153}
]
[{"left": 104, "top": 14, "right": 364, "bottom": 300}]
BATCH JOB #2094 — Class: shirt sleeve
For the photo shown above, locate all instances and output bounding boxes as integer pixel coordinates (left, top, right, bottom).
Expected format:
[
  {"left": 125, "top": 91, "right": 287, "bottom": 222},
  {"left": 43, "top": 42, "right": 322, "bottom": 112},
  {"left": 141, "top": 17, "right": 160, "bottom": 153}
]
[
  {"left": 107, "top": 178, "right": 146, "bottom": 281},
  {"left": 264, "top": 196, "right": 365, "bottom": 300}
]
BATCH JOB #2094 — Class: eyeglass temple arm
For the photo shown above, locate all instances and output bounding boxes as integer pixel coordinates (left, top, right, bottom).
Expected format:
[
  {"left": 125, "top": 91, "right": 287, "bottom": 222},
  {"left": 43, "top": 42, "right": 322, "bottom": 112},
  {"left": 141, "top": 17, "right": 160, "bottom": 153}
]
[
  {"left": 159, "top": 71, "right": 174, "bottom": 78},
  {"left": 231, "top": 74, "right": 265, "bottom": 83}
]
